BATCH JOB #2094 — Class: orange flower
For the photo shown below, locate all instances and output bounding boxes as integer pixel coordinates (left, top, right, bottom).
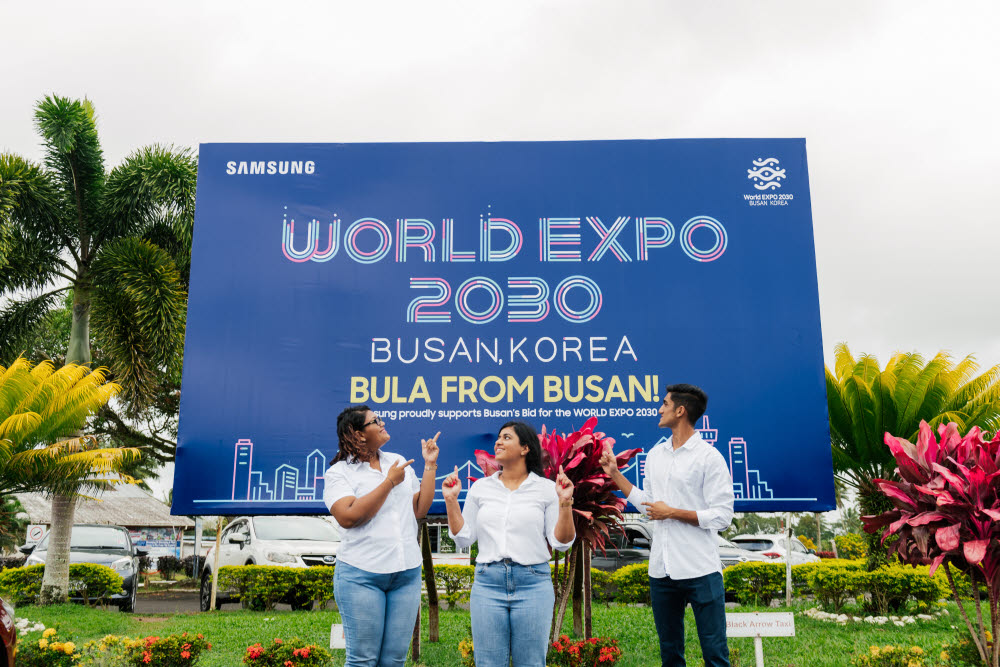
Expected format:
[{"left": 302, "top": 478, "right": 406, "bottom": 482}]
[{"left": 181, "top": 650, "right": 191, "bottom": 659}]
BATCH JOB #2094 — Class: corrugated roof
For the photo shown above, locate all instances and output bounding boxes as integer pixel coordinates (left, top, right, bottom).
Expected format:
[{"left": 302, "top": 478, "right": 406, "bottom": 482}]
[{"left": 15, "top": 485, "right": 194, "bottom": 528}]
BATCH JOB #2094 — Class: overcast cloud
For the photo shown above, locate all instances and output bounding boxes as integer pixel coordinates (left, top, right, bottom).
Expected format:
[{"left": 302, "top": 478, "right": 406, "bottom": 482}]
[{"left": 3, "top": 1, "right": 999, "bottom": 499}]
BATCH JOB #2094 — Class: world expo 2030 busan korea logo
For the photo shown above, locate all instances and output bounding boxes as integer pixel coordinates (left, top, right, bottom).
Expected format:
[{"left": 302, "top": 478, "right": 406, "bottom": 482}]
[{"left": 744, "top": 157, "right": 794, "bottom": 207}]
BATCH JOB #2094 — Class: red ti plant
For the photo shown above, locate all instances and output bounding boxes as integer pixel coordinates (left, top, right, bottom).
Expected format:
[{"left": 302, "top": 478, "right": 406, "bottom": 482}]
[{"left": 862, "top": 421, "right": 1000, "bottom": 666}]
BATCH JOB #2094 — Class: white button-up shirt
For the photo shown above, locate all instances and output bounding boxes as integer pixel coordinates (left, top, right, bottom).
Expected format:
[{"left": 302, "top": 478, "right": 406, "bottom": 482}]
[
  {"left": 627, "top": 432, "right": 734, "bottom": 580},
  {"left": 450, "top": 472, "right": 574, "bottom": 565},
  {"left": 323, "top": 450, "right": 422, "bottom": 574}
]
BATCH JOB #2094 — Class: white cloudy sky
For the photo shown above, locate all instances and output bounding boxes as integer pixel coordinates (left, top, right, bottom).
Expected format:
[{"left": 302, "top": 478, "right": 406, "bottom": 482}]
[{"left": 3, "top": 1, "right": 999, "bottom": 499}]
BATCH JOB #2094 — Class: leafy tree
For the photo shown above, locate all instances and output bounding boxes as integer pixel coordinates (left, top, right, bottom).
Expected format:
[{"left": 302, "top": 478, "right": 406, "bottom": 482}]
[
  {"left": 0, "top": 496, "right": 29, "bottom": 553},
  {"left": 0, "top": 357, "right": 140, "bottom": 601},
  {"left": 0, "top": 95, "right": 193, "bottom": 602},
  {"left": 827, "top": 343, "right": 1000, "bottom": 568}
]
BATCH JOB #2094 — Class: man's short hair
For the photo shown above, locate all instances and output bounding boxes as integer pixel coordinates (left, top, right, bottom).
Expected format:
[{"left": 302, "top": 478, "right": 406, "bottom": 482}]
[{"left": 665, "top": 383, "right": 708, "bottom": 425}]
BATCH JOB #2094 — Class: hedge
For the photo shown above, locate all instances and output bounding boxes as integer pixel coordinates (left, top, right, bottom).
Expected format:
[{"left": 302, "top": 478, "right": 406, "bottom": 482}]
[
  {"left": 0, "top": 563, "right": 124, "bottom": 606},
  {"left": 217, "top": 565, "right": 334, "bottom": 611}
]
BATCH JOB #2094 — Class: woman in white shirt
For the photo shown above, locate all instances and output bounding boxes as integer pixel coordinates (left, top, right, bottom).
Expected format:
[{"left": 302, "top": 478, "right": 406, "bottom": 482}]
[
  {"left": 323, "top": 404, "right": 439, "bottom": 667},
  {"left": 443, "top": 421, "right": 575, "bottom": 667}
]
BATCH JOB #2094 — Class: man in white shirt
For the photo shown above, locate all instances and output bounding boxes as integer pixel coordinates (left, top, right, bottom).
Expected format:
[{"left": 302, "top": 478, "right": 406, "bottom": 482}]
[{"left": 601, "top": 383, "right": 734, "bottom": 667}]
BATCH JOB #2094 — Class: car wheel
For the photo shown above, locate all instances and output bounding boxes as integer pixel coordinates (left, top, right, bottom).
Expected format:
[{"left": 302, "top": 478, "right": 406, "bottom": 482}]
[
  {"left": 200, "top": 572, "right": 213, "bottom": 612},
  {"left": 119, "top": 581, "right": 136, "bottom": 613}
]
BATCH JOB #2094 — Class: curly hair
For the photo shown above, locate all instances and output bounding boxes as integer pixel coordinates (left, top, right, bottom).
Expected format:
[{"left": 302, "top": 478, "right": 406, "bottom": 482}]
[{"left": 331, "top": 404, "right": 375, "bottom": 464}]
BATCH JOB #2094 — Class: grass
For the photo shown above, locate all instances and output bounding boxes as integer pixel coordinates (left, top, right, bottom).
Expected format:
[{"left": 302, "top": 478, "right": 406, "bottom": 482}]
[{"left": 14, "top": 600, "right": 980, "bottom": 666}]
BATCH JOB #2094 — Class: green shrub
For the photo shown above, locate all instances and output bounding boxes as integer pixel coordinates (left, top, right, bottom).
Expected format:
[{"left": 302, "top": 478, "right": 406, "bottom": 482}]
[
  {"left": 434, "top": 564, "right": 475, "bottom": 609},
  {"left": 612, "top": 562, "right": 649, "bottom": 603},
  {"left": 858, "top": 564, "right": 948, "bottom": 615},
  {"left": 722, "top": 561, "right": 784, "bottom": 607},
  {"left": 809, "top": 561, "right": 865, "bottom": 613},
  {"left": 850, "top": 644, "right": 931, "bottom": 666},
  {"left": 157, "top": 555, "right": 182, "bottom": 580},
  {"left": 943, "top": 627, "right": 990, "bottom": 666},
  {"left": 218, "top": 565, "right": 333, "bottom": 611},
  {"left": 123, "top": 632, "right": 212, "bottom": 666},
  {"left": 242, "top": 637, "right": 330, "bottom": 666},
  {"left": 590, "top": 568, "right": 616, "bottom": 602},
  {"left": 835, "top": 533, "right": 867, "bottom": 560},
  {"left": 15, "top": 627, "right": 80, "bottom": 666},
  {"left": 0, "top": 563, "right": 123, "bottom": 606}
]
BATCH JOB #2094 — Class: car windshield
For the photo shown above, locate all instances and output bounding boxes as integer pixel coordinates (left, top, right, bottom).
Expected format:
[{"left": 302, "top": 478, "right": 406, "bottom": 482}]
[
  {"left": 731, "top": 539, "right": 774, "bottom": 551},
  {"left": 252, "top": 516, "right": 341, "bottom": 541},
  {"left": 36, "top": 526, "right": 128, "bottom": 552}
]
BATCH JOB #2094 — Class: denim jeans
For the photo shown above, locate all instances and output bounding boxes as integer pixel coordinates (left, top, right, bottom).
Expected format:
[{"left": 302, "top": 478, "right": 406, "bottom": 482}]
[
  {"left": 649, "top": 572, "right": 730, "bottom": 667},
  {"left": 470, "top": 559, "right": 555, "bottom": 667},
  {"left": 333, "top": 561, "right": 422, "bottom": 667}
]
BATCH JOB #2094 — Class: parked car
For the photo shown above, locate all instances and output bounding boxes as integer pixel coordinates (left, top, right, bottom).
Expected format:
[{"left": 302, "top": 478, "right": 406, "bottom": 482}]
[
  {"left": 20, "top": 524, "right": 147, "bottom": 612},
  {"left": 591, "top": 524, "right": 651, "bottom": 571},
  {"left": 729, "top": 533, "right": 821, "bottom": 564},
  {"left": 1, "top": 595, "right": 15, "bottom": 667},
  {"left": 200, "top": 515, "right": 340, "bottom": 611},
  {"left": 716, "top": 534, "right": 768, "bottom": 569},
  {"left": 592, "top": 523, "right": 763, "bottom": 571}
]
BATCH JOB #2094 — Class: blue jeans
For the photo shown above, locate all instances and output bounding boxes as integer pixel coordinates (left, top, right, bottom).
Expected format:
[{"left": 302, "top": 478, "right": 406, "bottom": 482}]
[
  {"left": 649, "top": 572, "right": 730, "bottom": 667},
  {"left": 333, "top": 561, "right": 422, "bottom": 667},
  {"left": 470, "top": 559, "right": 555, "bottom": 667}
]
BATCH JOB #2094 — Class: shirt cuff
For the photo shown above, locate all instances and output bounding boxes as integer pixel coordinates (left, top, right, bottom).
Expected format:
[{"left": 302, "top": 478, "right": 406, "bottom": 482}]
[
  {"left": 549, "top": 534, "right": 574, "bottom": 552},
  {"left": 449, "top": 522, "right": 474, "bottom": 548},
  {"left": 626, "top": 487, "right": 645, "bottom": 511}
]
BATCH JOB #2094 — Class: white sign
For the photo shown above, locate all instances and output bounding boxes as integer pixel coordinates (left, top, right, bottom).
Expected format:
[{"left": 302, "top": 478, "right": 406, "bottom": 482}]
[
  {"left": 727, "top": 612, "right": 795, "bottom": 667},
  {"left": 726, "top": 612, "right": 795, "bottom": 637},
  {"left": 330, "top": 624, "right": 345, "bottom": 650},
  {"left": 25, "top": 524, "right": 47, "bottom": 546}
]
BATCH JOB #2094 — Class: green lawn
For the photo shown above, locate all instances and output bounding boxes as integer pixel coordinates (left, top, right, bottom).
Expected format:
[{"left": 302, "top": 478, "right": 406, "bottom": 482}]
[{"left": 16, "top": 601, "right": 973, "bottom": 666}]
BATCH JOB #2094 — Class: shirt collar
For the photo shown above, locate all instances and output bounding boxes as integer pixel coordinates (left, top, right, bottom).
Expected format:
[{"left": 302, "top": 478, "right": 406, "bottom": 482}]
[
  {"left": 489, "top": 470, "right": 540, "bottom": 487},
  {"left": 664, "top": 431, "right": 704, "bottom": 453}
]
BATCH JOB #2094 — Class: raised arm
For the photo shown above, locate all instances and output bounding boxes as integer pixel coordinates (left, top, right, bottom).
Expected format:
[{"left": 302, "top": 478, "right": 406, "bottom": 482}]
[{"left": 413, "top": 432, "right": 440, "bottom": 519}]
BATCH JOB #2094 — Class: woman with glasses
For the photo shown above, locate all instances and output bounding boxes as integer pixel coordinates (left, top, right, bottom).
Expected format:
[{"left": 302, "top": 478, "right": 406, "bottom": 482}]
[
  {"left": 442, "top": 421, "right": 576, "bottom": 667},
  {"left": 323, "top": 404, "right": 439, "bottom": 667}
]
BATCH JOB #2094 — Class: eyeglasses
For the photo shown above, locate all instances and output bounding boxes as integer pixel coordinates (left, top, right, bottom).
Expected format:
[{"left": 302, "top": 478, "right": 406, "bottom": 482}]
[{"left": 363, "top": 415, "right": 384, "bottom": 428}]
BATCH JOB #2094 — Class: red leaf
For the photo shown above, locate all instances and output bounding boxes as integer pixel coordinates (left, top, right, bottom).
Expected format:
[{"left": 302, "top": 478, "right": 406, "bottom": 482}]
[
  {"left": 964, "top": 539, "right": 989, "bottom": 565},
  {"left": 936, "top": 523, "right": 962, "bottom": 552}
]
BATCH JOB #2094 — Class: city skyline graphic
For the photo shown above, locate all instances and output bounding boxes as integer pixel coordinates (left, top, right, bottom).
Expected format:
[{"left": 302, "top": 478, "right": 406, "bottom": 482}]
[{"left": 206, "top": 414, "right": 816, "bottom": 506}]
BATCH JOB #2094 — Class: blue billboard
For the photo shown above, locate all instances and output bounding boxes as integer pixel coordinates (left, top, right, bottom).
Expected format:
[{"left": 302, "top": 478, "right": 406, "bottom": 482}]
[{"left": 172, "top": 139, "right": 835, "bottom": 516}]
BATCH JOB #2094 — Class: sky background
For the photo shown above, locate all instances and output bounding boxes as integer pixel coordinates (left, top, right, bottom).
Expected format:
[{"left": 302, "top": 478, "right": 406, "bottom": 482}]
[{"left": 3, "top": 1, "right": 998, "bottom": 503}]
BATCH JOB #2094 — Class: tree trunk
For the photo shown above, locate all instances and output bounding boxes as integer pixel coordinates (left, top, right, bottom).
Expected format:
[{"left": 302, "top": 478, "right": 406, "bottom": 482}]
[
  {"left": 551, "top": 543, "right": 579, "bottom": 643},
  {"left": 42, "top": 284, "right": 91, "bottom": 604},
  {"left": 815, "top": 512, "right": 822, "bottom": 551},
  {"left": 67, "top": 284, "right": 91, "bottom": 366},
  {"left": 583, "top": 548, "right": 592, "bottom": 639},
  {"left": 572, "top": 544, "right": 584, "bottom": 636},
  {"left": 420, "top": 522, "right": 439, "bottom": 642},
  {"left": 39, "top": 493, "right": 78, "bottom": 604}
]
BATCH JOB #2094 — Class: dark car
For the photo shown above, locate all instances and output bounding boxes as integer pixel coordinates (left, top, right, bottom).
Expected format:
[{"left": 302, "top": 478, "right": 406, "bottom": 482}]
[
  {"left": 592, "top": 524, "right": 652, "bottom": 571},
  {"left": 1, "top": 595, "right": 15, "bottom": 667},
  {"left": 20, "top": 524, "right": 147, "bottom": 612}
]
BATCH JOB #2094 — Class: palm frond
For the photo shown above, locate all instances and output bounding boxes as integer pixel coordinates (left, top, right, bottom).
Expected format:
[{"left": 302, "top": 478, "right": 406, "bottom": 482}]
[
  {"left": 99, "top": 145, "right": 197, "bottom": 250},
  {"left": 0, "top": 291, "right": 65, "bottom": 365},
  {"left": 34, "top": 95, "right": 106, "bottom": 237},
  {"left": 833, "top": 342, "right": 856, "bottom": 381},
  {"left": 91, "top": 238, "right": 186, "bottom": 410}
]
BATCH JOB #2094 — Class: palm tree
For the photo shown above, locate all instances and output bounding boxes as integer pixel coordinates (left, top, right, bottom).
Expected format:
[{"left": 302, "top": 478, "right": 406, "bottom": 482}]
[
  {"left": 827, "top": 343, "right": 1000, "bottom": 567},
  {"left": 0, "top": 96, "right": 194, "bottom": 602},
  {"left": 0, "top": 357, "right": 140, "bottom": 601},
  {"left": 0, "top": 95, "right": 194, "bottom": 411}
]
